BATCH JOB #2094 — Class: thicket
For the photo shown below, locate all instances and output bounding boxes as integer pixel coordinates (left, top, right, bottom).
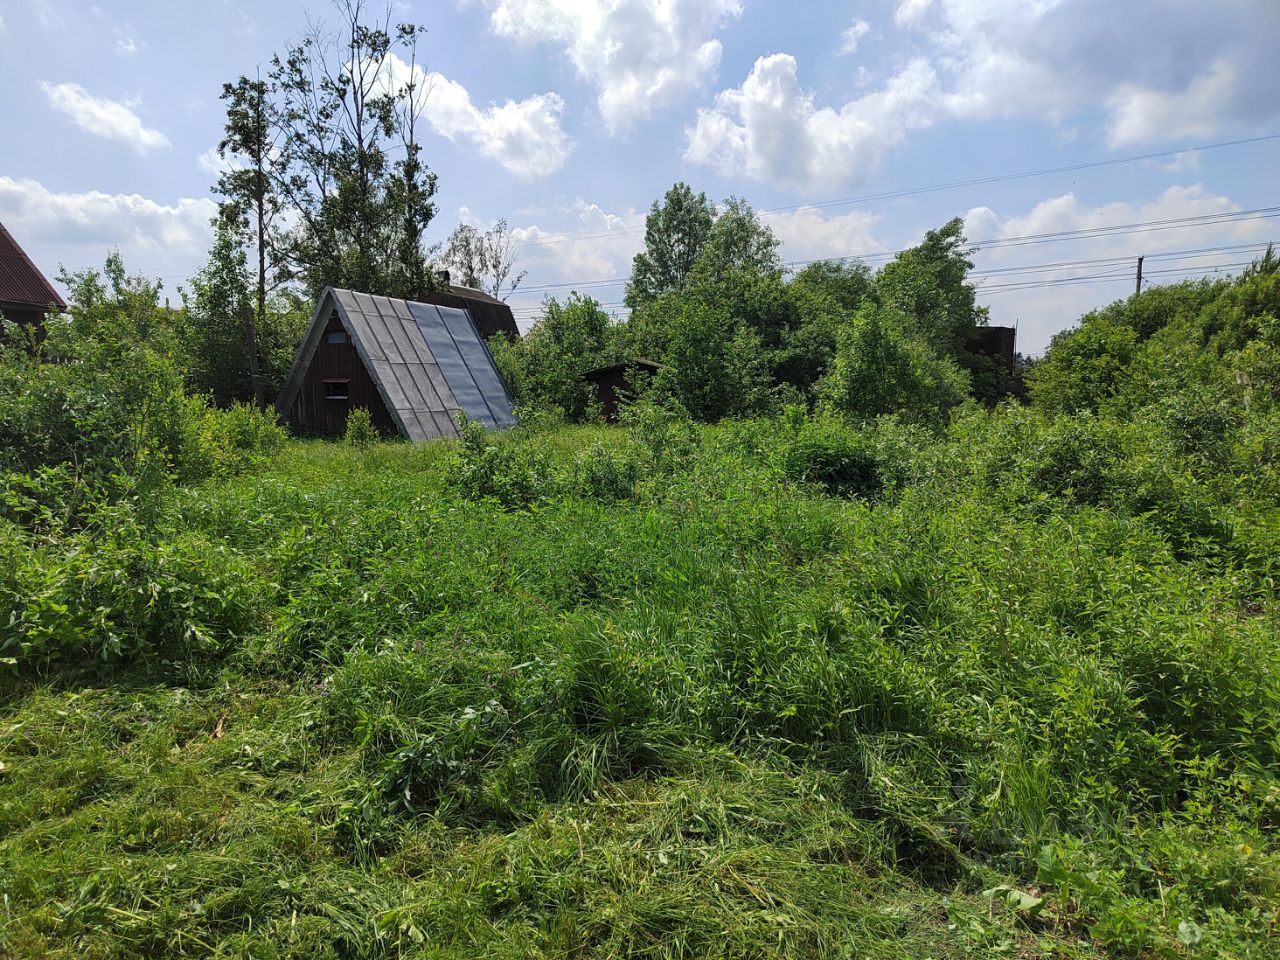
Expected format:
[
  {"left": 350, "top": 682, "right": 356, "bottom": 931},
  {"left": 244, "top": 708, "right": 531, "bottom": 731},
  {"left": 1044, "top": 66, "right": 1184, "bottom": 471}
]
[
  {"left": 0, "top": 255, "right": 284, "bottom": 670},
  {"left": 493, "top": 189, "right": 1013, "bottom": 426},
  {"left": 1, "top": 255, "right": 1277, "bottom": 957}
]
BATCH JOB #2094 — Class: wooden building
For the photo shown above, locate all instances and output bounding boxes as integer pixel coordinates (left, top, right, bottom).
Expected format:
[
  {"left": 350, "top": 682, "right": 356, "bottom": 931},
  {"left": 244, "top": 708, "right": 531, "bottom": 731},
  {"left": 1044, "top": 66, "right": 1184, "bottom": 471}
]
[
  {"left": 583, "top": 359, "right": 663, "bottom": 421},
  {"left": 0, "top": 221, "right": 66, "bottom": 340},
  {"left": 276, "top": 287, "right": 516, "bottom": 440},
  {"left": 964, "top": 325, "right": 1017, "bottom": 373}
]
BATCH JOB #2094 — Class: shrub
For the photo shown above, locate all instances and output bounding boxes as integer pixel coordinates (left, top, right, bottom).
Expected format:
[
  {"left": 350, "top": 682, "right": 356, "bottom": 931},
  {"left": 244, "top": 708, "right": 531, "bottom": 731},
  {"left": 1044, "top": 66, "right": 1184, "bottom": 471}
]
[
  {"left": 570, "top": 443, "right": 642, "bottom": 502},
  {"left": 0, "top": 256, "right": 284, "bottom": 498},
  {"left": 775, "top": 417, "right": 881, "bottom": 499},
  {"left": 342, "top": 406, "right": 378, "bottom": 448},
  {"left": 452, "top": 416, "right": 556, "bottom": 507},
  {"left": 0, "top": 508, "right": 265, "bottom": 671},
  {"left": 819, "top": 302, "right": 969, "bottom": 426},
  {"left": 621, "top": 400, "right": 699, "bottom": 474}
]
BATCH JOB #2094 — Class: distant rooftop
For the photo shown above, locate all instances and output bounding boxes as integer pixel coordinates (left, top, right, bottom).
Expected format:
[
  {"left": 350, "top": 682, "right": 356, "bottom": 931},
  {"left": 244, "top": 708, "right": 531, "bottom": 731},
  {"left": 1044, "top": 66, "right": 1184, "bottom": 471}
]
[{"left": 0, "top": 222, "right": 66, "bottom": 311}]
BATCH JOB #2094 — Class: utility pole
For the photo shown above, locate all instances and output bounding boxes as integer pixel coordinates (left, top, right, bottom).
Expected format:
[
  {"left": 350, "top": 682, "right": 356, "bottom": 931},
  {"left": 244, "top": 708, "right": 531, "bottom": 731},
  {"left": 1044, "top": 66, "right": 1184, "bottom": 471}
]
[{"left": 1135, "top": 255, "right": 1144, "bottom": 296}]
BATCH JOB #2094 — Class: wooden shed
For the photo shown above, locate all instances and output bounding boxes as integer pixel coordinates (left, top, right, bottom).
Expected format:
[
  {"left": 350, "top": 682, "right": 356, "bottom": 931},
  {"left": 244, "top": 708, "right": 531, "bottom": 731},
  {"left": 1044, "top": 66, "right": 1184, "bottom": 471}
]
[
  {"left": 276, "top": 287, "right": 516, "bottom": 440},
  {"left": 964, "top": 325, "right": 1016, "bottom": 374},
  {"left": 0, "top": 221, "right": 66, "bottom": 342},
  {"left": 583, "top": 358, "right": 663, "bottom": 421}
]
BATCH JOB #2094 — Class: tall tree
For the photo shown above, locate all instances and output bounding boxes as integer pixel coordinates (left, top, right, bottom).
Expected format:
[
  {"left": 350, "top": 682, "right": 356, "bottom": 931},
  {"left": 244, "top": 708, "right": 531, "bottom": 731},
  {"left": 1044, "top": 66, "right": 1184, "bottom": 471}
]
[
  {"left": 215, "top": 74, "right": 283, "bottom": 407},
  {"left": 625, "top": 183, "right": 715, "bottom": 308},
  {"left": 441, "top": 219, "right": 526, "bottom": 300},
  {"left": 689, "top": 196, "right": 781, "bottom": 286},
  {"left": 874, "top": 217, "right": 987, "bottom": 358},
  {"left": 267, "top": 0, "right": 437, "bottom": 298}
]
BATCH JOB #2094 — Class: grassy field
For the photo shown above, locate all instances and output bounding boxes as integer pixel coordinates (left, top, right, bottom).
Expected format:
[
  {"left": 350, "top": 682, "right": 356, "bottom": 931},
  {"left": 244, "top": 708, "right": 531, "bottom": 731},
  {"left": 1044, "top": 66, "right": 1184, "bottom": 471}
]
[{"left": 2, "top": 411, "right": 1278, "bottom": 958}]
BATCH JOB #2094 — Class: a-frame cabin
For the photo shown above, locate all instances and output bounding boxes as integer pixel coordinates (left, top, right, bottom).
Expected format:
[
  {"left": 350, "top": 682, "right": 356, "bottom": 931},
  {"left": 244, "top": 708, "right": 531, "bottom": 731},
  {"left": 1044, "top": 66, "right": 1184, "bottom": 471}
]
[{"left": 276, "top": 287, "right": 517, "bottom": 440}]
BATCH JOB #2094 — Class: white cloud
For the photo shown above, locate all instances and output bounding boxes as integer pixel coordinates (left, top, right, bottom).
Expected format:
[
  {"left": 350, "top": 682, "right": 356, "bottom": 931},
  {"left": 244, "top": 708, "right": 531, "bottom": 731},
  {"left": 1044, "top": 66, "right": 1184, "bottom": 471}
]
[
  {"left": 511, "top": 199, "right": 645, "bottom": 284},
  {"left": 919, "top": 0, "right": 1279, "bottom": 142},
  {"left": 840, "top": 18, "right": 871, "bottom": 55},
  {"left": 765, "top": 207, "right": 886, "bottom": 265},
  {"left": 964, "top": 183, "right": 1274, "bottom": 352},
  {"left": 894, "top": 0, "right": 935, "bottom": 26},
  {"left": 1161, "top": 150, "right": 1202, "bottom": 174},
  {"left": 692, "top": 1, "right": 1280, "bottom": 193},
  {"left": 0, "top": 176, "right": 217, "bottom": 295},
  {"left": 376, "top": 54, "right": 571, "bottom": 179},
  {"left": 1105, "top": 61, "right": 1235, "bottom": 148},
  {"left": 41, "top": 82, "right": 170, "bottom": 154},
  {"left": 465, "top": 0, "right": 742, "bottom": 133},
  {"left": 196, "top": 147, "right": 247, "bottom": 178},
  {"left": 37, "top": 2, "right": 64, "bottom": 28},
  {"left": 113, "top": 28, "right": 138, "bottom": 56},
  {"left": 685, "top": 53, "right": 942, "bottom": 192}
]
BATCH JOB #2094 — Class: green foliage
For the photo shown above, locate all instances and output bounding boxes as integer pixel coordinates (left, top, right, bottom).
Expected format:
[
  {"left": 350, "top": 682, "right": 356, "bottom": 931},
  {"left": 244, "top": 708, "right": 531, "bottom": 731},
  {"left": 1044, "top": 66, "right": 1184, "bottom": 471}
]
[
  {"left": 179, "top": 221, "right": 307, "bottom": 405},
  {"left": 489, "top": 293, "right": 618, "bottom": 422},
  {"left": 819, "top": 302, "right": 970, "bottom": 425},
  {"left": 1029, "top": 313, "right": 1141, "bottom": 414},
  {"left": 773, "top": 414, "right": 883, "bottom": 499},
  {"left": 648, "top": 297, "right": 772, "bottom": 421},
  {"left": 687, "top": 195, "right": 782, "bottom": 288},
  {"left": 342, "top": 406, "right": 378, "bottom": 448},
  {"left": 260, "top": 6, "right": 438, "bottom": 299},
  {"left": 625, "top": 182, "right": 716, "bottom": 308},
  {"left": 3, "top": 242, "right": 1280, "bottom": 960},
  {"left": 0, "top": 257, "right": 285, "bottom": 503},
  {"left": 451, "top": 416, "right": 555, "bottom": 507},
  {"left": 874, "top": 216, "right": 987, "bottom": 357}
]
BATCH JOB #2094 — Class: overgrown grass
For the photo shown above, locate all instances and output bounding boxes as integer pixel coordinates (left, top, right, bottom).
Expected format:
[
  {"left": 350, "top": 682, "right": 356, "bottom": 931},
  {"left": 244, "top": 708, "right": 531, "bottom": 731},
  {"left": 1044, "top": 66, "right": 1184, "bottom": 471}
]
[{"left": 1, "top": 409, "right": 1277, "bottom": 958}]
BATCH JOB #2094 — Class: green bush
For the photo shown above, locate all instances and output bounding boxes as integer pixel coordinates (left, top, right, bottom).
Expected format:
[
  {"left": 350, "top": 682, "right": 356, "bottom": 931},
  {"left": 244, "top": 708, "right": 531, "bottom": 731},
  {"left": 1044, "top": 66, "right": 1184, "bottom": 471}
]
[
  {"left": 342, "top": 406, "right": 378, "bottom": 448},
  {"left": 775, "top": 417, "right": 882, "bottom": 499},
  {"left": 0, "top": 507, "right": 265, "bottom": 671},
  {"left": 452, "top": 416, "right": 556, "bottom": 507},
  {"left": 819, "top": 302, "right": 970, "bottom": 426}
]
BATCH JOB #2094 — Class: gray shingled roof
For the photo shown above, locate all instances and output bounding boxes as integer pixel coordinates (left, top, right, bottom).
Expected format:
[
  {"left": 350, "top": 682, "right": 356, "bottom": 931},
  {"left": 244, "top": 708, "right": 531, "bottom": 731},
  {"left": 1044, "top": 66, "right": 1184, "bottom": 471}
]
[{"left": 276, "top": 287, "right": 517, "bottom": 441}]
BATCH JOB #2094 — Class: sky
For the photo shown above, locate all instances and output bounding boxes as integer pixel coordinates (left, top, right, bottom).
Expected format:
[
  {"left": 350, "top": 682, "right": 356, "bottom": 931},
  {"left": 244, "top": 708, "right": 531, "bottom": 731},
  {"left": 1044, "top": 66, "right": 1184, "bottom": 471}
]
[{"left": 1, "top": 0, "right": 1278, "bottom": 352}]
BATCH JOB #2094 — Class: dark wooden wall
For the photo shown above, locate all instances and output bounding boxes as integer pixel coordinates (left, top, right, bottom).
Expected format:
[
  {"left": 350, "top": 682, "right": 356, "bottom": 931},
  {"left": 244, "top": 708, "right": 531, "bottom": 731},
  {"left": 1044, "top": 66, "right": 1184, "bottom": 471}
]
[
  {"left": 0, "top": 303, "right": 47, "bottom": 343},
  {"left": 585, "top": 364, "right": 660, "bottom": 421},
  {"left": 965, "top": 326, "right": 1017, "bottom": 374},
  {"left": 286, "top": 312, "right": 397, "bottom": 437}
]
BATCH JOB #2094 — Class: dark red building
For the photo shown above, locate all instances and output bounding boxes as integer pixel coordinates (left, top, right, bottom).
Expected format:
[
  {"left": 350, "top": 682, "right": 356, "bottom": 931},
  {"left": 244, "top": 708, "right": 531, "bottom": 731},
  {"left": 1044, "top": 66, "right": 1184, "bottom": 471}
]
[
  {"left": 965, "top": 325, "right": 1017, "bottom": 374},
  {"left": 583, "top": 359, "right": 663, "bottom": 421},
  {"left": 0, "top": 222, "right": 66, "bottom": 339}
]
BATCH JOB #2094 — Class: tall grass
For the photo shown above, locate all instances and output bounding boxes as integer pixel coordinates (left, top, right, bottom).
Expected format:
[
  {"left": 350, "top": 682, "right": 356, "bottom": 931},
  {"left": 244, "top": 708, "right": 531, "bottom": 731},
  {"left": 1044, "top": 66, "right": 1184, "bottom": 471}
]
[{"left": 0, "top": 407, "right": 1277, "bottom": 957}]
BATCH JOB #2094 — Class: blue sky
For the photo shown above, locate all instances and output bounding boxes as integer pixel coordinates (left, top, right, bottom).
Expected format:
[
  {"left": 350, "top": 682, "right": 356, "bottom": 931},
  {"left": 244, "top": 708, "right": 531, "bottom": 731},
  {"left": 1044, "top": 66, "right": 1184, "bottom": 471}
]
[{"left": 1, "top": 0, "right": 1277, "bottom": 351}]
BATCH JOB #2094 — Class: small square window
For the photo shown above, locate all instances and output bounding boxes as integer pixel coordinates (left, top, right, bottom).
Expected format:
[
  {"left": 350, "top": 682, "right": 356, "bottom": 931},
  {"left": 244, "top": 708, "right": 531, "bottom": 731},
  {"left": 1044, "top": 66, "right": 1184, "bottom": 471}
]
[
  {"left": 324, "top": 380, "right": 350, "bottom": 400},
  {"left": 325, "top": 330, "right": 349, "bottom": 345}
]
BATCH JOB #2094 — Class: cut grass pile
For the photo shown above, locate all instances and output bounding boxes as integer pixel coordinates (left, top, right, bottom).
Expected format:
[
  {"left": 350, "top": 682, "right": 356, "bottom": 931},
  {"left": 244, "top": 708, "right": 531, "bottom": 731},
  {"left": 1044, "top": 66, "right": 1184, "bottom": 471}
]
[{"left": 1, "top": 411, "right": 1278, "bottom": 958}]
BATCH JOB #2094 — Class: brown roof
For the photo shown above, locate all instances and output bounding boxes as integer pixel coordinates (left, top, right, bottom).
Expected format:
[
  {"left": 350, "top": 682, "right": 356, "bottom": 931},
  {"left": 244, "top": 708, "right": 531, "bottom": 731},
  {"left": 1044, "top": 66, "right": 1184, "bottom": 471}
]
[{"left": 0, "top": 222, "right": 66, "bottom": 310}]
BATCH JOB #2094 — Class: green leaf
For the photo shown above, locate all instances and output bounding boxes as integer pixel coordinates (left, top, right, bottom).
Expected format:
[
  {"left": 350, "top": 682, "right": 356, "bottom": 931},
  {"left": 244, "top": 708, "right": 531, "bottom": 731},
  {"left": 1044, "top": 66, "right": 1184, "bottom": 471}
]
[
  {"left": 1177, "top": 920, "right": 1204, "bottom": 946},
  {"left": 982, "top": 885, "right": 1044, "bottom": 917}
]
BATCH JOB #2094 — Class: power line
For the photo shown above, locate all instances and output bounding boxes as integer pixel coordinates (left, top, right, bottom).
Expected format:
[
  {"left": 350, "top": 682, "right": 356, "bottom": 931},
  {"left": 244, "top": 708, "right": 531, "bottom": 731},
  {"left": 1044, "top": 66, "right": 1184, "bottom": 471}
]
[
  {"left": 981, "top": 259, "right": 1255, "bottom": 295},
  {"left": 510, "top": 210, "right": 1280, "bottom": 297},
  {"left": 508, "top": 244, "right": 1271, "bottom": 319},
  {"left": 509, "top": 133, "right": 1280, "bottom": 249}
]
